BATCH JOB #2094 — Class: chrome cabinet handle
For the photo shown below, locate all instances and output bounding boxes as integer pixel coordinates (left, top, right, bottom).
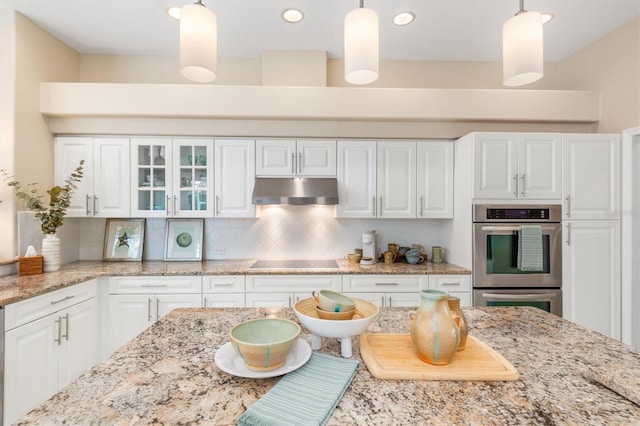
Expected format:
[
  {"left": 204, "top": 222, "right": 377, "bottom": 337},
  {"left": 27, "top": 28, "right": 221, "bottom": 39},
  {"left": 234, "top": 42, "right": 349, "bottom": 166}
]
[
  {"left": 156, "top": 298, "right": 160, "bottom": 320},
  {"left": 51, "top": 295, "right": 75, "bottom": 305},
  {"left": 481, "top": 292, "right": 556, "bottom": 301},
  {"left": 388, "top": 296, "right": 393, "bottom": 306},
  {"left": 565, "top": 195, "right": 571, "bottom": 217},
  {"left": 93, "top": 195, "right": 98, "bottom": 216},
  {"left": 513, "top": 174, "right": 518, "bottom": 196},
  {"left": 62, "top": 313, "right": 70, "bottom": 341},
  {"left": 147, "top": 298, "right": 153, "bottom": 322},
  {"left": 520, "top": 174, "right": 525, "bottom": 196},
  {"left": 174, "top": 195, "right": 178, "bottom": 214},
  {"left": 566, "top": 223, "right": 571, "bottom": 246},
  {"left": 372, "top": 197, "right": 376, "bottom": 217},
  {"left": 86, "top": 194, "right": 91, "bottom": 216},
  {"left": 216, "top": 195, "right": 220, "bottom": 215},
  {"left": 166, "top": 196, "right": 171, "bottom": 216},
  {"left": 55, "top": 317, "right": 62, "bottom": 345},
  {"left": 203, "top": 297, "right": 208, "bottom": 308},
  {"left": 419, "top": 196, "right": 424, "bottom": 217},
  {"left": 440, "top": 282, "right": 461, "bottom": 286},
  {"left": 381, "top": 296, "right": 385, "bottom": 307},
  {"left": 288, "top": 296, "right": 292, "bottom": 307},
  {"left": 141, "top": 284, "right": 166, "bottom": 288},
  {"left": 379, "top": 196, "right": 383, "bottom": 217},
  {"left": 291, "top": 153, "right": 295, "bottom": 174},
  {"left": 481, "top": 225, "right": 522, "bottom": 232},
  {"left": 298, "top": 152, "right": 302, "bottom": 174},
  {"left": 375, "top": 282, "right": 399, "bottom": 286}
]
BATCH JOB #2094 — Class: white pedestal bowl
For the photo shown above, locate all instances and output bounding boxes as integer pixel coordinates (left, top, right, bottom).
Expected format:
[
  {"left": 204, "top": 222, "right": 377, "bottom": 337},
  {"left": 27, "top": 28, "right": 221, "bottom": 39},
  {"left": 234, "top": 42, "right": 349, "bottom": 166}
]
[{"left": 293, "top": 297, "right": 379, "bottom": 358}]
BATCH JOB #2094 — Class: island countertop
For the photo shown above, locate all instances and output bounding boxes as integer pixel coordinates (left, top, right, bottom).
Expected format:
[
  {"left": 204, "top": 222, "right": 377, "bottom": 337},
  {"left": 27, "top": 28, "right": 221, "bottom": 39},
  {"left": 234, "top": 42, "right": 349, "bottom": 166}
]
[
  {"left": 16, "top": 306, "right": 640, "bottom": 425},
  {"left": 0, "top": 259, "right": 469, "bottom": 306}
]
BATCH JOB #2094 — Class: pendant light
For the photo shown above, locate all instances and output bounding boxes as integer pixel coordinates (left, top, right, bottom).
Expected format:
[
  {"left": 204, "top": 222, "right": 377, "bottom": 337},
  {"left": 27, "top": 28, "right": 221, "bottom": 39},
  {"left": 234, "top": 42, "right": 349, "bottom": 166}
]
[
  {"left": 502, "top": 0, "right": 543, "bottom": 87},
  {"left": 344, "top": 0, "right": 379, "bottom": 85},
  {"left": 180, "top": 0, "right": 217, "bottom": 83}
]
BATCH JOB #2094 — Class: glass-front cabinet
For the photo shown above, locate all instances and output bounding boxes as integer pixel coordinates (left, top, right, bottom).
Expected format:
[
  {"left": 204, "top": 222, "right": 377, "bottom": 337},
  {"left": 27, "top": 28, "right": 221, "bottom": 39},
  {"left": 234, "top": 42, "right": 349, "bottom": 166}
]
[{"left": 131, "top": 137, "right": 214, "bottom": 217}]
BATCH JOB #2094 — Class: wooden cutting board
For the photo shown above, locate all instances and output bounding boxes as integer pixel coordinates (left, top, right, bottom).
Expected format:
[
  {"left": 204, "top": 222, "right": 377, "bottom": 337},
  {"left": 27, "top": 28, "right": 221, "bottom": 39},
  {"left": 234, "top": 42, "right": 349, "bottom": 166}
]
[{"left": 359, "top": 333, "right": 519, "bottom": 381}]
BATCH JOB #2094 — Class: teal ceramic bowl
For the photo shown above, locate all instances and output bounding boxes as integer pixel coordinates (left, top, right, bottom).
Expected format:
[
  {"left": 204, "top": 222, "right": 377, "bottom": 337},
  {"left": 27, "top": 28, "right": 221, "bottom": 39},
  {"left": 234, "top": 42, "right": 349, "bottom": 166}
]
[{"left": 229, "top": 318, "right": 301, "bottom": 371}]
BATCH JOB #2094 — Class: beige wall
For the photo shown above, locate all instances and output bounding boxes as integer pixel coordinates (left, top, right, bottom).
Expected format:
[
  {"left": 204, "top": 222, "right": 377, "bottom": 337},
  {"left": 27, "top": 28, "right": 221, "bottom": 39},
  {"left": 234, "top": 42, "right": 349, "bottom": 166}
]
[
  {"left": 558, "top": 17, "right": 640, "bottom": 133},
  {"left": 0, "top": 11, "right": 79, "bottom": 260}
]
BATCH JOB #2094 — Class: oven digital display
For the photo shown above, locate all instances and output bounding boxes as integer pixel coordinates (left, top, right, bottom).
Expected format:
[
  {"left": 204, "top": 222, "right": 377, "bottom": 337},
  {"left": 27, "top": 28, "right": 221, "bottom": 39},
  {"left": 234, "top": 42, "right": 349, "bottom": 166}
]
[{"left": 486, "top": 209, "right": 549, "bottom": 220}]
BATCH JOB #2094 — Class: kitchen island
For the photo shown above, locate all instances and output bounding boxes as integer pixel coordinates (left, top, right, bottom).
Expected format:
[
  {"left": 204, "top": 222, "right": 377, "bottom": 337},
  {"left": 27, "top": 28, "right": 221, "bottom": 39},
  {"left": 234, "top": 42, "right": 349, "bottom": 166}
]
[{"left": 16, "top": 306, "right": 640, "bottom": 425}]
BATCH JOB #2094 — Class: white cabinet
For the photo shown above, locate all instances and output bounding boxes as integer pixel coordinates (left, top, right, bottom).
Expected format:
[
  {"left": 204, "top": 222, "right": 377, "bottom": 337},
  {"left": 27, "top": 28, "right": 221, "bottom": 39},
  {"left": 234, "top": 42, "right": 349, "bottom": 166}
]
[
  {"left": 473, "top": 133, "right": 562, "bottom": 199},
  {"left": 245, "top": 275, "right": 342, "bottom": 307},
  {"left": 342, "top": 275, "right": 428, "bottom": 307},
  {"left": 130, "top": 137, "right": 214, "bottom": 217},
  {"left": 55, "top": 136, "right": 130, "bottom": 217},
  {"left": 4, "top": 280, "right": 98, "bottom": 426},
  {"left": 428, "top": 274, "right": 472, "bottom": 307},
  {"left": 106, "top": 276, "right": 202, "bottom": 355},
  {"left": 214, "top": 139, "right": 256, "bottom": 218},
  {"left": 256, "top": 139, "right": 336, "bottom": 176},
  {"left": 203, "top": 275, "right": 246, "bottom": 307},
  {"left": 336, "top": 140, "right": 377, "bottom": 218},
  {"left": 377, "top": 141, "right": 417, "bottom": 218},
  {"left": 562, "top": 134, "right": 620, "bottom": 219},
  {"left": 562, "top": 220, "right": 620, "bottom": 339},
  {"left": 416, "top": 141, "right": 454, "bottom": 218}
]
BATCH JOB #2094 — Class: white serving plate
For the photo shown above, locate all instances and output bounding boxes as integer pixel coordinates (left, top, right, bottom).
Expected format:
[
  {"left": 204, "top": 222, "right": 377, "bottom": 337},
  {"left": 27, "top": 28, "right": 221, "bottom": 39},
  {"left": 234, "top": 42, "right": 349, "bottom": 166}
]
[{"left": 214, "top": 339, "right": 311, "bottom": 379}]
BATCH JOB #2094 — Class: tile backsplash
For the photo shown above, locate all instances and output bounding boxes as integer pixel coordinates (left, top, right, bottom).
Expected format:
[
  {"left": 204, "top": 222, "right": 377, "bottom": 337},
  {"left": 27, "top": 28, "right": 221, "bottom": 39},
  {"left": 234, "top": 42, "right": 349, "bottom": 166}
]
[{"left": 18, "top": 206, "right": 448, "bottom": 262}]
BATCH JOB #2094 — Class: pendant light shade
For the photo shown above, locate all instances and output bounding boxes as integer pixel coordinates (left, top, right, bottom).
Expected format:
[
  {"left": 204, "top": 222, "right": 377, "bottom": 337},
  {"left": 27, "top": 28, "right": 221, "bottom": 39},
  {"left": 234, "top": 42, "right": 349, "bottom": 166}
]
[
  {"left": 344, "top": 4, "right": 379, "bottom": 85},
  {"left": 180, "top": 1, "right": 217, "bottom": 83},
  {"left": 502, "top": 9, "right": 543, "bottom": 87}
]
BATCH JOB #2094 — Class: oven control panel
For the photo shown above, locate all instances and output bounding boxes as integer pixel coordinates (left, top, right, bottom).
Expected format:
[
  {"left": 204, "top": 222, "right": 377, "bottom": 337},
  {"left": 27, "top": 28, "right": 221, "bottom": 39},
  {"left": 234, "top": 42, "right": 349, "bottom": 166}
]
[
  {"left": 473, "top": 204, "right": 562, "bottom": 222},
  {"left": 486, "top": 208, "right": 548, "bottom": 220}
]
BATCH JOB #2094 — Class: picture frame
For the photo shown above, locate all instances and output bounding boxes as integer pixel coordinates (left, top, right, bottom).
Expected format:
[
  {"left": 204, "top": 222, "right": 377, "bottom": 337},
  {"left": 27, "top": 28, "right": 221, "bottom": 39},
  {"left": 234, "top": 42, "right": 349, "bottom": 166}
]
[
  {"left": 164, "top": 218, "right": 204, "bottom": 261},
  {"left": 103, "top": 218, "right": 145, "bottom": 261}
]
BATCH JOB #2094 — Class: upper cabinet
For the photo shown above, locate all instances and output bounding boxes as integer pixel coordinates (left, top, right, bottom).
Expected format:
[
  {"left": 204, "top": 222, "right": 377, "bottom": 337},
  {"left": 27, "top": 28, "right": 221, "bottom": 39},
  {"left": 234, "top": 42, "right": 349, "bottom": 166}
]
[
  {"left": 473, "top": 133, "right": 562, "bottom": 200},
  {"left": 562, "top": 134, "right": 620, "bottom": 219},
  {"left": 416, "top": 141, "right": 454, "bottom": 218},
  {"left": 336, "top": 139, "right": 453, "bottom": 219},
  {"left": 130, "top": 137, "right": 214, "bottom": 218},
  {"left": 256, "top": 139, "right": 336, "bottom": 176},
  {"left": 214, "top": 139, "right": 256, "bottom": 218},
  {"left": 55, "top": 136, "right": 130, "bottom": 217}
]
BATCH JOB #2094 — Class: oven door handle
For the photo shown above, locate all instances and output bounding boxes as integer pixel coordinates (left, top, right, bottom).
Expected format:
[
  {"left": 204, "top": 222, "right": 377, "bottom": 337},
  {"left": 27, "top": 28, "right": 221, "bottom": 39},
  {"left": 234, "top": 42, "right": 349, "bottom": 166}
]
[
  {"left": 481, "top": 292, "right": 556, "bottom": 301},
  {"left": 480, "top": 226, "right": 522, "bottom": 232}
]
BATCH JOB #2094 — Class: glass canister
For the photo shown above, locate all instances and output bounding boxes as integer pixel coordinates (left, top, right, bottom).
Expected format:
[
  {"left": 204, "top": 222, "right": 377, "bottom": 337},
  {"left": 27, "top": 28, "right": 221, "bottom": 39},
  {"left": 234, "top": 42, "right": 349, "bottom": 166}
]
[
  {"left": 409, "top": 289, "right": 460, "bottom": 365},
  {"left": 447, "top": 296, "right": 468, "bottom": 351}
]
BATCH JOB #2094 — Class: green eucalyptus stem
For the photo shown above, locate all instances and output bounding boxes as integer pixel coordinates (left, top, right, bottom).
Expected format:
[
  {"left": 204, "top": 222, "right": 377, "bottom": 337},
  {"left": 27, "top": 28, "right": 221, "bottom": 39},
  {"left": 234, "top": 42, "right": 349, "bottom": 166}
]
[{"left": 0, "top": 160, "right": 85, "bottom": 234}]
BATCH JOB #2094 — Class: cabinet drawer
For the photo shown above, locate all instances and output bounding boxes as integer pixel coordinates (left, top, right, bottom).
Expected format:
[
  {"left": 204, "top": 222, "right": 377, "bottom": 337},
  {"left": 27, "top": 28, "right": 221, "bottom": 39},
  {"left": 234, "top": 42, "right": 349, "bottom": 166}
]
[
  {"left": 5, "top": 280, "right": 97, "bottom": 331},
  {"left": 203, "top": 293, "right": 245, "bottom": 308},
  {"left": 108, "top": 276, "right": 201, "bottom": 294},
  {"left": 246, "top": 275, "right": 341, "bottom": 293},
  {"left": 342, "top": 275, "right": 428, "bottom": 292},
  {"left": 429, "top": 275, "right": 471, "bottom": 292},
  {"left": 203, "top": 275, "right": 245, "bottom": 293}
]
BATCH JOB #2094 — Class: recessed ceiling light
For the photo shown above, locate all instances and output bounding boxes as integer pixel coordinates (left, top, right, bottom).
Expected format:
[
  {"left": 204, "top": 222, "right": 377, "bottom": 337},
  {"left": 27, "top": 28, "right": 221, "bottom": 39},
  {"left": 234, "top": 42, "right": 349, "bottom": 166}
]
[
  {"left": 393, "top": 11, "right": 415, "bottom": 26},
  {"left": 282, "top": 9, "right": 304, "bottom": 23},
  {"left": 166, "top": 6, "right": 181, "bottom": 20},
  {"left": 541, "top": 12, "right": 555, "bottom": 24}
]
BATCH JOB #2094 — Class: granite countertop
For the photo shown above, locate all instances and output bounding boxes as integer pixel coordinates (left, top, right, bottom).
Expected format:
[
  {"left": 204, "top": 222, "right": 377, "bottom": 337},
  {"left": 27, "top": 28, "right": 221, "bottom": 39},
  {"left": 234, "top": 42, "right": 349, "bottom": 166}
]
[
  {"left": 17, "top": 306, "right": 640, "bottom": 425},
  {"left": 0, "top": 259, "right": 469, "bottom": 306}
]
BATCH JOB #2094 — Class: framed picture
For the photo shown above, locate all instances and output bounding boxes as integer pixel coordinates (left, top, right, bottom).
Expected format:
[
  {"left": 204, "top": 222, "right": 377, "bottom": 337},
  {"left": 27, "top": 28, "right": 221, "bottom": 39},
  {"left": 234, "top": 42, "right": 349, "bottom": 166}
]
[
  {"left": 103, "top": 219, "right": 145, "bottom": 261},
  {"left": 164, "top": 218, "right": 204, "bottom": 261}
]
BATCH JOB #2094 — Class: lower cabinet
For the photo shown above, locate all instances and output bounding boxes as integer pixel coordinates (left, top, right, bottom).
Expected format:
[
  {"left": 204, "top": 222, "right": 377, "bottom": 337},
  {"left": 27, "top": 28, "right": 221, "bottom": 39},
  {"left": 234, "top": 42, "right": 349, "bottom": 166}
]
[
  {"left": 428, "top": 274, "right": 472, "bottom": 307},
  {"left": 245, "top": 275, "right": 342, "bottom": 307},
  {"left": 106, "top": 276, "right": 202, "bottom": 356},
  {"left": 4, "top": 280, "right": 98, "bottom": 426}
]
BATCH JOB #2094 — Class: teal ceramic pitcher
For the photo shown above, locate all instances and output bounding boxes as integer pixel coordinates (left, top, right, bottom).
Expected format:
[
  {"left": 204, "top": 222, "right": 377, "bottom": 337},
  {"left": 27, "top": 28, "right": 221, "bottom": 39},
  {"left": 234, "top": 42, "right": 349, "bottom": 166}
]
[{"left": 409, "top": 289, "right": 460, "bottom": 365}]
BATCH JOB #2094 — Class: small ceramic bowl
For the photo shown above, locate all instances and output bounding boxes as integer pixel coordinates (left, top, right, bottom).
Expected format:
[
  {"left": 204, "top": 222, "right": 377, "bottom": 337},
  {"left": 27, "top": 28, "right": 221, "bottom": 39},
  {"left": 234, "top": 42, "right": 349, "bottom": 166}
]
[
  {"left": 312, "top": 289, "right": 357, "bottom": 312},
  {"left": 315, "top": 305, "right": 364, "bottom": 320},
  {"left": 229, "top": 318, "right": 301, "bottom": 371},
  {"left": 398, "top": 246, "right": 410, "bottom": 255}
]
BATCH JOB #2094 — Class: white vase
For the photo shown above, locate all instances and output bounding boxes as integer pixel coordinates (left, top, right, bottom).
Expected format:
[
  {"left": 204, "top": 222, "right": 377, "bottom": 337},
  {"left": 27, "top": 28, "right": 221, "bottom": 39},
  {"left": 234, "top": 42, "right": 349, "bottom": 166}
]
[{"left": 42, "top": 234, "right": 61, "bottom": 272}]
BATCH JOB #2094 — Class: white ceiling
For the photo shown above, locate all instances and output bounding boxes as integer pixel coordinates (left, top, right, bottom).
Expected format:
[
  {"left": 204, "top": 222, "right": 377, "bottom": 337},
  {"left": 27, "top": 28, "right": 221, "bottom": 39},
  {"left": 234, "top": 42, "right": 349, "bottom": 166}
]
[{"left": 0, "top": 0, "right": 638, "bottom": 62}]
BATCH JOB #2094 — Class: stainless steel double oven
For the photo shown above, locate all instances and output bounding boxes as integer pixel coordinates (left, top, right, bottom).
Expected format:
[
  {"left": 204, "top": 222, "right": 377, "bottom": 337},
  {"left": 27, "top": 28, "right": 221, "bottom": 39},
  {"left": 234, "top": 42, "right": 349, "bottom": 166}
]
[{"left": 473, "top": 204, "right": 563, "bottom": 316}]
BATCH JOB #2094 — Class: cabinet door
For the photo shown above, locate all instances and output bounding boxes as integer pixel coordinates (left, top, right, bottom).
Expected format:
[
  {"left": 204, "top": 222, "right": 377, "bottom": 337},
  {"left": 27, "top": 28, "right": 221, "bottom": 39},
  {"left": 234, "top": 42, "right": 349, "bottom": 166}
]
[
  {"left": 256, "top": 139, "right": 296, "bottom": 176},
  {"left": 156, "top": 293, "right": 202, "bottom": 318},
  {"left": 55, "top": 136, "right": 93, "bottom": 217},
  {"left": 563, "top": 220, "right": 621, "bottom": 339},
  {"left": 563, "top": 134, "right": 620, "bottom": 219},
  {"left": 518, "top": 134, "right": 561, "bottom": 199},
  {"left": 93, "top": 137, "right": 130, "bottom": 217},
  {"left": 5, "top": 314, "right": 59, "bottom": 425},
  {"left": 107, "top": 294, "right": 155, "bottom": 354},
  {"left": 215, "top": 139, "right": 256, "bottom": 217},
  {"left": 58, "top": 298, "right": 98, "bottom": 389},
  {"left": 336, "top": 140, "right": 377, "bottom": 218},
  {"left": 173, "top": 138, "right": 214, "bottom": 217},
  {"left": 377, "top": 141, "right": 417, "bottom": 218},
  {"left": 131, "top": 138, "right": 173, "bottom": 217},
  {"left": 297, "top": 140, "right": 337, "bottom": 176},
  {"left": 416, "top": 141, "right": 454, "bottom": 218},
  {"left": 473, "top": 133, "right": 518, "bottom": 199}
]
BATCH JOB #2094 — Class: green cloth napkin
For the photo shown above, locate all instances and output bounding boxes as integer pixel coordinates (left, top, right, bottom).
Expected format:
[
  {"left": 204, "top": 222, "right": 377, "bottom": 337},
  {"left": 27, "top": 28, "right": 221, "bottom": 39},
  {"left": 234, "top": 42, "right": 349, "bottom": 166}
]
[{"left": 237, "top": 352, "right": 359, "bottom": 426}]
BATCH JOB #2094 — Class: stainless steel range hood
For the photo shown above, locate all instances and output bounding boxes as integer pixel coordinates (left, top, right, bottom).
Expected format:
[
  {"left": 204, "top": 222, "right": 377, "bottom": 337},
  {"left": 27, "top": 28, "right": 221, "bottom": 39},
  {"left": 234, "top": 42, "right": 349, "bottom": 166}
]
[{"left": 251, "top": 178, "right": 339, "bottom": 205}]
